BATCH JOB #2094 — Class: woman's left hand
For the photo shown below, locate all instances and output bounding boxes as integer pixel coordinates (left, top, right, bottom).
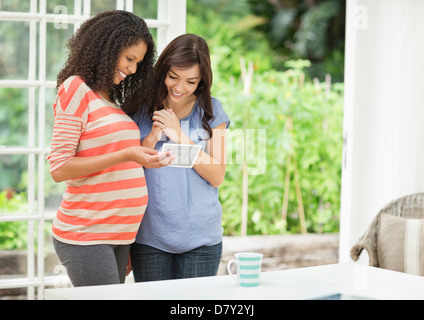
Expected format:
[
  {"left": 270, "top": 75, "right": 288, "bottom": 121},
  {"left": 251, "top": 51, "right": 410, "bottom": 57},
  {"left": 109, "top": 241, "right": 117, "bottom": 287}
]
[{"left": 152, "top": 109, "right": 187, "bottom": 144}]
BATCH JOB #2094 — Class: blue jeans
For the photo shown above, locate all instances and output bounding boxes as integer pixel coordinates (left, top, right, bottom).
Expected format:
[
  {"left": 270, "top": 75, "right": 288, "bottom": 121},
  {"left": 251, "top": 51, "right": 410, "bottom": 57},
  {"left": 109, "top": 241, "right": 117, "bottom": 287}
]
[{"left": 130, "top": 242, "right": 222, "bottom": 282}]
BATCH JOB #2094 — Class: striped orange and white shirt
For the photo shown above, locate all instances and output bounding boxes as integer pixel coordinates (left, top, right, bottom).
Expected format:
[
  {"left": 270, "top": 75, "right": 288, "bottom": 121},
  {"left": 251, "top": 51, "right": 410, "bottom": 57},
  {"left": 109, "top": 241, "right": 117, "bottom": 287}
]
[{"left": 47, "top": 76, "right": 147, "bottom": 245}]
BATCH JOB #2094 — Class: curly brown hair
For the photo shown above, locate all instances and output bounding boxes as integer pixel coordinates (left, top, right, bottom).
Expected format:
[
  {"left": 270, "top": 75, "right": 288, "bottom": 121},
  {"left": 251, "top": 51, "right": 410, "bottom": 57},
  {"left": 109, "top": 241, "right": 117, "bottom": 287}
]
[{"left": 57, "top": 10, "right": 156, "bottom": 115}]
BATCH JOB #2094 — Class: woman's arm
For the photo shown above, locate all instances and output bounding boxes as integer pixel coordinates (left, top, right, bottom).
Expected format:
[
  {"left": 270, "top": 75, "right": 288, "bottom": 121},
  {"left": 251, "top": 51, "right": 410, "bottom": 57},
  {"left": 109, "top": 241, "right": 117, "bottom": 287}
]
[
  {"left": 141, "top": 122, "right": 164, "bottom": 149},
  {"left": 151, "top": 109, "right": 227, "bottom": 187},
  {"left": 193, "top": 122, "right": 227, "bottom": 188},
  {"left": 50, "top": 146, "right": 173, "bottom": 182}
]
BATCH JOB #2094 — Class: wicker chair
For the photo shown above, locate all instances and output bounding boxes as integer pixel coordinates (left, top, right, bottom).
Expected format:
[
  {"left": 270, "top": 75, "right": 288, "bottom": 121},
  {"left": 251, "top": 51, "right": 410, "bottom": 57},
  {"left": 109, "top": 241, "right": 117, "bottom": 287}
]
[{"left": 350, "top": 192, "right": 424, "bottom": 267}]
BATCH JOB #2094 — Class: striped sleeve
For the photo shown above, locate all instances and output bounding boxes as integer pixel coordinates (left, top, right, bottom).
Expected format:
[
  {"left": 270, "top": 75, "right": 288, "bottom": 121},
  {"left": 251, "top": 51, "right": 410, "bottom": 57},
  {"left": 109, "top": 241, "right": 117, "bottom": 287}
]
[{"left": 47, "top": 76, "right": 88, "bottom": 173}]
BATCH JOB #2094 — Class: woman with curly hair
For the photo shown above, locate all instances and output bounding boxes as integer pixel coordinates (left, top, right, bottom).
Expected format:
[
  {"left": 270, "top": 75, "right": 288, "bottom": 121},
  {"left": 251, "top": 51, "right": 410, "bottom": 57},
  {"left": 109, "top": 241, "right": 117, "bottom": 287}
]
[{"left": 47, "top": 10, "right": 173, "bottom": 287}]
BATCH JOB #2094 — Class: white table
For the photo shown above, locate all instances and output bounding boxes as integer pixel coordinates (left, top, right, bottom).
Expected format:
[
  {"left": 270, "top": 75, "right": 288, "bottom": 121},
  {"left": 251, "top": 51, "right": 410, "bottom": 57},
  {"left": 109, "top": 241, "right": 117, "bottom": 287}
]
[{"left": 44, "top": 262, "right": 424, "bottom": 300}]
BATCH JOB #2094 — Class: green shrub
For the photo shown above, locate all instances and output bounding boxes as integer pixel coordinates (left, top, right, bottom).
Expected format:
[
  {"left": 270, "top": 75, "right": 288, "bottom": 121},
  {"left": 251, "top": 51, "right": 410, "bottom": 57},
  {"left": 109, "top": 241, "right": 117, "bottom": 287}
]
[
  {"left": 217, "top": 61, "right": 344, "bottom": 235},
  {"left": 0, "top": 190, "right": 28, "bottom": 249}
]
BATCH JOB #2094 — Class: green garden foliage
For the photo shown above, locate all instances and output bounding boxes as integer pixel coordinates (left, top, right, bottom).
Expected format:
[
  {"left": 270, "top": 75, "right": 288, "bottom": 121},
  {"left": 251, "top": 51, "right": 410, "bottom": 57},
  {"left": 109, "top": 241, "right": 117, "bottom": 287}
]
[
  {"left": 216, "top": 63, "right": 343, "bottom": 235},
  {"left": 0, "top": 190, "right": 27, "bottom": 249},
  {"left": 187, "top": 1, "right": 344, "bottom": 235}
]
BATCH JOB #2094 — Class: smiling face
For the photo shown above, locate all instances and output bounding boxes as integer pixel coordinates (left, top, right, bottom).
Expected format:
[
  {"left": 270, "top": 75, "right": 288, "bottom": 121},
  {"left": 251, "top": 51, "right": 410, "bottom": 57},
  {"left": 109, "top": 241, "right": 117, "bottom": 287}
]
[
  {"left": 164, "top": 64, "right": 201, "bottom": 106},
  {"left": 114, "top": 40, "right": 148, "bottom": 85}
]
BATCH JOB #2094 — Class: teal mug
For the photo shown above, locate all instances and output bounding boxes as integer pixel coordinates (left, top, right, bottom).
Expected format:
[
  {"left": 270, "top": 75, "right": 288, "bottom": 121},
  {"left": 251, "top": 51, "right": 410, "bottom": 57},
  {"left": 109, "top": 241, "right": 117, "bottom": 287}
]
[{"left": 227, "top": 252, "right": 264, "bottom": 287}]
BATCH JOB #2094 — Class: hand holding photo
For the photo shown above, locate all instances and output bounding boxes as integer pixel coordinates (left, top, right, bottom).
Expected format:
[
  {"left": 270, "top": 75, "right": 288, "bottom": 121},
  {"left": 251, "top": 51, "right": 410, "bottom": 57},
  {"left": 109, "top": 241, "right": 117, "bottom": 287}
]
[{"left": 160, "top": 143, "right": 202, "bottom": 168}]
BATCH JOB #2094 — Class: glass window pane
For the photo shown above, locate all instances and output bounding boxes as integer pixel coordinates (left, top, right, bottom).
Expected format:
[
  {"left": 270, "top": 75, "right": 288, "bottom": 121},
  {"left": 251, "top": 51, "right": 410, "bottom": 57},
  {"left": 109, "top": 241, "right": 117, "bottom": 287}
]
[
  {"left": 0, "top": 155, "right": 29, "bottom": 198},
  {"left": 0, "top": 0, "right": 31, "bottom": 12},
  {"left": 46, "top": 23, "right": 73, "bottom": 81},
  {"left": 0, "top": 221, "right": 28, "bottom": 250},
  {"left": 46, "top": 1, "right": 74, "bottom": 14},
  {"left": 0, "top": 207, "right": 33, "bottom": 276},
  {"left": 133, "top": 0, "right": 158, "bottom": 19},
  {"left": 149, "top": 27, "right": 157, "bottom": 47},
  {"left": 45, "top": 88, "right": 56, "bottom": 146},
  {"left": 0, "top": 88, "right": 29, "bottom": 147},
  {"left": 0, "top": 21, "right": 30, "bottom": 80},
  {"left": 0, "top": 219, "right": 50, "bottom": 299},
  {"left": 91, "top": 0, "right": 117, "bottom": 14}
]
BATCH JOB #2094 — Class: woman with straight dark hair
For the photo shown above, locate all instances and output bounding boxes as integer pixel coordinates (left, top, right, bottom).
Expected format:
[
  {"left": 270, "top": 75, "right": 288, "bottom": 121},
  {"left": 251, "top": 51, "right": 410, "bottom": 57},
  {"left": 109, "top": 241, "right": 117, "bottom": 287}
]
[{"left": 130, "top": 34, "right": 230, "bottom": 281}]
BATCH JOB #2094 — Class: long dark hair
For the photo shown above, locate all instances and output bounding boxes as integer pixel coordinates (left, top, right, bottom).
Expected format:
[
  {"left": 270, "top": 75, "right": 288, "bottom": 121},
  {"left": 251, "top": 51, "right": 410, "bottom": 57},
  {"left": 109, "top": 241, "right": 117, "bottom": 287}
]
[
  {"left": 151, "top": 33, "right": 214, "bottom": 138},
  {"left": 57, "top": 10, "right": 156, "bottom": 115}
]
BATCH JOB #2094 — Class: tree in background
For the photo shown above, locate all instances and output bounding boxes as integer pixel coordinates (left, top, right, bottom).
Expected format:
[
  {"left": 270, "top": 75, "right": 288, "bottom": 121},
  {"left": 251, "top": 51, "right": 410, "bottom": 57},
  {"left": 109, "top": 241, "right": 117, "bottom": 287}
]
[
  {"left": 189, "top": 0, "right": 345, "bottom": 82},
  {"left": 249, "top": 0, "right": 345, "bottom": 82}
]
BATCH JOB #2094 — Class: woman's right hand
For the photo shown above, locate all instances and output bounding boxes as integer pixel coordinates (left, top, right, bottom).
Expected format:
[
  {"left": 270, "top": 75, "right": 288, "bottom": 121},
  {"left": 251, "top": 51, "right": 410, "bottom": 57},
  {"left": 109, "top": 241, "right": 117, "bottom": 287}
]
[{"left": 128, "top": 146, "right": 175, "bottom": 168}]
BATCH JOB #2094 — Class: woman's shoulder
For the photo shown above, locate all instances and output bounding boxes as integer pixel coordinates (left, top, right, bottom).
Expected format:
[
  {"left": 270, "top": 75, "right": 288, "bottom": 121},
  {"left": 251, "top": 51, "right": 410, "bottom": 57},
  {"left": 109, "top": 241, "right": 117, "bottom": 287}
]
[
  {"left": 56, "top": 76, "right": 94, "bottom": 117},
  {"left": 211, "top": 96, "right": 222, "bottom": 107},
  {"left": 210, "top": 97, "right": 226, "bottom": 114},
  {"left": 210, "top": 96, "right": 230, "bottom": 128},
  {"left": 213, "top": 96, "right": 232, "bottom": 113},
  {"left": 60, "top": 76, "right": 92, "bottom": 93}
]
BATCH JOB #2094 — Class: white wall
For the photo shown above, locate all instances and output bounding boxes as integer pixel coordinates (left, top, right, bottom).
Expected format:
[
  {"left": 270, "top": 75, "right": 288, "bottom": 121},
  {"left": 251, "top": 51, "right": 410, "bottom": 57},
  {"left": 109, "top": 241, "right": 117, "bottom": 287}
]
[
  {"left": 339, "top": 0, "right": 424, "bottom": 262},
  {"left": 157, "top": 0, "right": 187, "bottom": 54}
]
